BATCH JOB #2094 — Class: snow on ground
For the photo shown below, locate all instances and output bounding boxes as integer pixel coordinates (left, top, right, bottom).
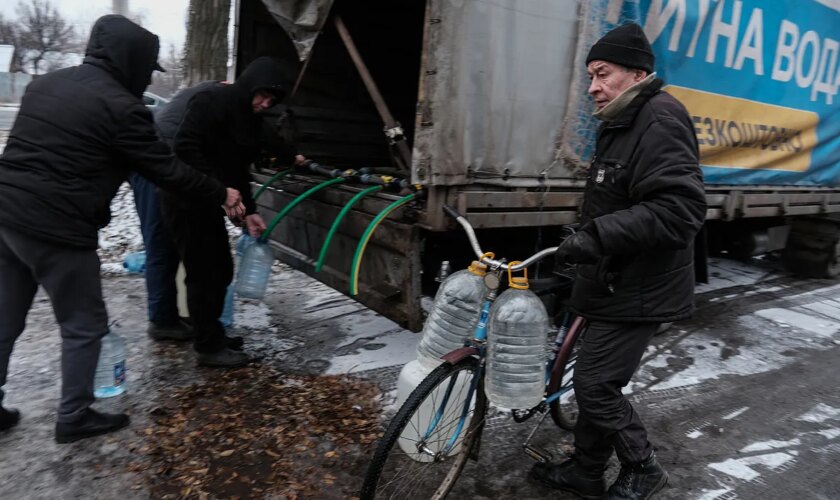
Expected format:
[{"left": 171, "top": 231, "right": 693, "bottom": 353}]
[
  {"left": 695, "top": 256, "right": 782, "bottom": 294},
  {"left": 99, "top": 183, "right": 144, "bottom": 269},
  {"left": 627, "top": 282, "right": 840, "bottom": 394},
  {"left": 797, "top": 403, "right": 840, "bottom": 424},
  {"left": 99, "top": 182, "right": 240, "bottom": 270}
]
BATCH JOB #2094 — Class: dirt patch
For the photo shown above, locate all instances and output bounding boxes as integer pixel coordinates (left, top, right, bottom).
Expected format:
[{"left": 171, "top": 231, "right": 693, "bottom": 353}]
[{"left": 132, "top": 365, "right": 383, "bottom": 499}]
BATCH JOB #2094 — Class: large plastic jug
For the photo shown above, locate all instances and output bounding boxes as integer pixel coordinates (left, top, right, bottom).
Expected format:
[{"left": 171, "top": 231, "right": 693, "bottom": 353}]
[
  {"left": 235, "top": 239, "right": 274, "bottom": 300},
  {"left": 94, "top": 329, "right": 127, "bottom": 398},
  {"left": 221, "top": 233, "right": 256, "bottom": 326},
  {"left": 415, "top": 259, "right": 489, "bottom": 370},
  {"left": 485, "top": 264, "right": 548, "bottom": 409}
]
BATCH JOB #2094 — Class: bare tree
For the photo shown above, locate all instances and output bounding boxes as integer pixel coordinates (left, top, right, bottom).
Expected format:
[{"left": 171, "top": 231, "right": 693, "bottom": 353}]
[
  {"left": 0, "top": 14, "right": 25, "bottom": 72},
  {"left": 183, "top": 0, "right": 229, "bottom": 86},
  {"left": 15, "top": 0, "right": 76, "bottom": 74},
  {"left": 147, "top": 43, "right": 185, "bottom": 98}
]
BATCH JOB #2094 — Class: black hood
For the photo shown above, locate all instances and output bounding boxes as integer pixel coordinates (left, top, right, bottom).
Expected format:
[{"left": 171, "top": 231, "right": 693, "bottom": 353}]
[
  {"left": 83, "top": 15, "right": 161, "bottom": 98},
  {"left": 234, "top": 57, "right": 286, "bottom": 102}
]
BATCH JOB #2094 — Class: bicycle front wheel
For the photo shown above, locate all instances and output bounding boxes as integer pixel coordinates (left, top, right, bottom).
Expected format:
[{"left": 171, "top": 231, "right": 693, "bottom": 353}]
[{"left": 360, "top": 357, "right": 488, "bottom": 500}]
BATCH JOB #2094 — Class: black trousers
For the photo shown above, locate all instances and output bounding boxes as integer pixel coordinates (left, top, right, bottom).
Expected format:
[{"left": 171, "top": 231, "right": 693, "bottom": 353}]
[
  {"left": 573, "top": 320, "right": 658, "bottom": 470},
  {"left": 0, "top": 226, "right": 108, "bottom": 423},
  {"left": 160, "top": 202, "right": 233, "bottom": 354}
]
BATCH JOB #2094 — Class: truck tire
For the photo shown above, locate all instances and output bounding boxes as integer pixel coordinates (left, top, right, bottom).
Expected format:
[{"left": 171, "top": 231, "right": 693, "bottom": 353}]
[{"left": 782, "top": 218, "right": 840, "bottom": 278}]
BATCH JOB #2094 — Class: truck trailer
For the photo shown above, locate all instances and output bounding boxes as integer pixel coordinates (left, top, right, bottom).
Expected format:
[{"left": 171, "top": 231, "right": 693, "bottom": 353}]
[{"left": 233, "top": 0, "right": 840, "bottom": 330}]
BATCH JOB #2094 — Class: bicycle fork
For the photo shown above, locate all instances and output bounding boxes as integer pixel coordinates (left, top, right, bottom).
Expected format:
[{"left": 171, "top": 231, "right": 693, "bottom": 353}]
[{"left": 419, "top": 363, "right": 483, "bottom": 459}]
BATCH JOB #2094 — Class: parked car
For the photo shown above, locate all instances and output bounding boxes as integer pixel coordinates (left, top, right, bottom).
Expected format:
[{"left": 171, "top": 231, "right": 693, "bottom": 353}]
[{"left": 142, "top": 91, "right": 169, "bottom": 115}]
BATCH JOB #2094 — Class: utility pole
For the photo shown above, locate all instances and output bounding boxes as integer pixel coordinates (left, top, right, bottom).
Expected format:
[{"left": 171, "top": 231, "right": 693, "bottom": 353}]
[{"left": 113, "top": 0, "right": 129, "bottom": 16}]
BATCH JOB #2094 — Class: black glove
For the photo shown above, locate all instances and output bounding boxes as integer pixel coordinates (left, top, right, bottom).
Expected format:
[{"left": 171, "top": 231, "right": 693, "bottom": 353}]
[{"left": 555, "top": 229, "right": 602, "bottom": 265}]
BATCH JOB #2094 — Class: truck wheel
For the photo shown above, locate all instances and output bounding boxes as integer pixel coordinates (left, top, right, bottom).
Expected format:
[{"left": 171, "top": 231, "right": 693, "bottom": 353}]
[{"left": 783, "top": 218, "right": 840, "bottom": 278}]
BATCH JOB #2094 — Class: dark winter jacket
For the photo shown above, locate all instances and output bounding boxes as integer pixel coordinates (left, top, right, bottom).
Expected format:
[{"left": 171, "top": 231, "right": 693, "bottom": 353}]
[
  {"left": 0, "top": 15, "right": 226, "bottom": 249},
  {"left": 569, "top": 78, "right": 707, "bottom": 323},
  {"left": 157, "top": 57, "right": 288, "bottom": 216}
]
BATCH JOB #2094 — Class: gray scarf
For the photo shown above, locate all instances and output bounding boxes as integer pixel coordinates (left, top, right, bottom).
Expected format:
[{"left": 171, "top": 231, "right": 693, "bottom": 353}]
[{"left": 593, "top": 72, "right": 658, "bottom": 122}]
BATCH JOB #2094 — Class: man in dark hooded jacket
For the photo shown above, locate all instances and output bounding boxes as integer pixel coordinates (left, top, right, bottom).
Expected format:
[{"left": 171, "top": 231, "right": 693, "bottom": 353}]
[
  {"left": 530, "top": 24, "right": 706, "bottom": 499},
  {"left": 157, "top": 57, "right": 295, "bottom": 368},
  {"left": 0, "top": 15, "right": 244, "bottom": 443}
]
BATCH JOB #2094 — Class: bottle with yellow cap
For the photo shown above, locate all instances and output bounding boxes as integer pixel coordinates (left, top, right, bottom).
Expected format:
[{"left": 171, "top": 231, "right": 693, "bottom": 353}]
[
  {"left": 415, "top": 257, "right": 490, "bottom": 370},
  {"left": 485, "top": 263, "right": 549, "bottom": 409}
]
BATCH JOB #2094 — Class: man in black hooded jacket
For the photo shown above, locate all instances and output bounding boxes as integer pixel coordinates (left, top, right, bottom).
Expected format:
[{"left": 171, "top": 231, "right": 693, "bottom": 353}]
[
  {"left": 530, "top": 23, "right": 706, "bottom": 500},
  {"left": 0, "top": 15, "right": 244, "bottom": 443},
  {"left": 157, "top": 57, "right": 295, "bottom": 368}
]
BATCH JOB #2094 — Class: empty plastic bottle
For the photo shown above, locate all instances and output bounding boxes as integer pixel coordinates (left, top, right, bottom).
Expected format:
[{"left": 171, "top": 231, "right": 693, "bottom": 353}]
[
  {"left": 123, "top": 251, "right": 146, "bottom": 274},
  {"left": 416, "top": 259, "right": 488, "bottom": 370},
  {"left": 235, "top": 239, "right": 274, "bottom": 300},
  {"left": 221, "top": 233, "right": 256, "bottom": 326},
  {"left": 94, "top": 330, "right": 127, "bottom": 398},
  {"left": 485, "top": 265, "right": 548, "bottom": 409}
]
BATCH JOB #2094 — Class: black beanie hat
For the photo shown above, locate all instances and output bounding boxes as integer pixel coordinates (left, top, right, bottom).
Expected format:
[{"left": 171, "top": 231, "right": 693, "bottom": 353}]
[{"left": 586, "top": 23, "right": 654, "bottom": 73}]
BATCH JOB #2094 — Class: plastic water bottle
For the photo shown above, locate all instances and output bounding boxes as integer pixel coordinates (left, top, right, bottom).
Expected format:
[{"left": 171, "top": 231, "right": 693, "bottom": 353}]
[
  {"left": 221, "top": 234, "right": 256, "bottom": 326},
  {"left": 220, "top": 285, "right": 236, "bottom": 328},
  {"left": 94, "top": 330, "right": 127, "bottom": 398},
  {"left": 235, "top": 239, "right": 274, "bottom": 300},
  {"left": 485, "top": 269, "right": 549, "bottom": 409},
  {"left": 123, "top": 251, "right": 146, "bottom": 274},
  {"left": 415, "top": 261, "right": 488, "bottom": 370}
]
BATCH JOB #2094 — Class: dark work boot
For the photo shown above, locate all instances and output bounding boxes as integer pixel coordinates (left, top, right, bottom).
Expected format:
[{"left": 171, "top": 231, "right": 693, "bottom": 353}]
[
  {"left": 605, "top": 454, "right": 668, "bottom": 499},
  {"left": 55, "top": 408, "right": 130, "bottom": 444},
  {"left": 148, "top": 320, "right": 194, "bottom": 341},
  {"left": 225, "top": 335, "right": 244, "bottom": 351},
  {"left": 196, "top": 348, "right": 250, "bottom": 368},
  {"left": 529, "top": 457, "right": 606, "bottom": 499},
  {"left": 0, "top": 406, "right": 21, "bottom": 432}
]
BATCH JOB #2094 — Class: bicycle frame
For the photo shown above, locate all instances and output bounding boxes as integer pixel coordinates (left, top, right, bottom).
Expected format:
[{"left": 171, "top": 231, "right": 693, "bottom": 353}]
[
  {"left": 544, "top": 313, "right": 587, "bottom": 406},
  {"left": 362, "top": 206, "right": 585, "bottom": 499},
  {"left": 417, "top": 205, "right": 576, "bottom": 458}
]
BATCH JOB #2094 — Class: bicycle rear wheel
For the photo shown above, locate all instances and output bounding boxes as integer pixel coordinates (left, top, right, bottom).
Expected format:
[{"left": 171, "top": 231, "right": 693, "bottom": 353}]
[
  {"left": 360, "top": 357, "right": 487, "bottom": 500},
  {"left": 548, "top": 317, "right": 584, "bottom": 430}
]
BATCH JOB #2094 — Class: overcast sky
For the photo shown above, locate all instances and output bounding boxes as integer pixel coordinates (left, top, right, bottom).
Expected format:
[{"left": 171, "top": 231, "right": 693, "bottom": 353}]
[{"left": 0, "top": 0, "right": 192, "bottom": 51}]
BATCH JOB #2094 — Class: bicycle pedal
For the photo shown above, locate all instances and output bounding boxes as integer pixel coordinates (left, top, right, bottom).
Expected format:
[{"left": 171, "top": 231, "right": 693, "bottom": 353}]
[{"left": 523, "top": 444, "right": 553, "bottom": 463}]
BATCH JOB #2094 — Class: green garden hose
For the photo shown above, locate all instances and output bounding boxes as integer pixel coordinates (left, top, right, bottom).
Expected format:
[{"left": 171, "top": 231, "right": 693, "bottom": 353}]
[
  {"left": 315, "top": 185, "right": 383, "bottom": 273},
  {"left": 260, "top": 177, "right": 346, "bottom": 242},
  {"left": 349, "top": 192, "right": 417, "bottom": 296},
  {"left": 252, "top": 168, "right": 293, "bottom": 201}
]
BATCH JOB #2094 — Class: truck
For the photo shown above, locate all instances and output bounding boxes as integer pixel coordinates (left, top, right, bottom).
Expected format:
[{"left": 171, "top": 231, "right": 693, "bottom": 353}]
[{"left": 232, "top": 0, "right": 840, "bottom": 331}]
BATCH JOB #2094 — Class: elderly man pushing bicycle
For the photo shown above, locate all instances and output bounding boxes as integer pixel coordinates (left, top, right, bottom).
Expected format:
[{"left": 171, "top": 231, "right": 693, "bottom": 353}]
[{"left": 530, "top": 23, "right": 706, "bottom": 499}]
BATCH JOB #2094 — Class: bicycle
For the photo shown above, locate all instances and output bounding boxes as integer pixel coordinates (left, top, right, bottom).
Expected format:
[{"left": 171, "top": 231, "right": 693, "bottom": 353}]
[{"left": 360, "top": 205, "right": 589, "bottom": 499}]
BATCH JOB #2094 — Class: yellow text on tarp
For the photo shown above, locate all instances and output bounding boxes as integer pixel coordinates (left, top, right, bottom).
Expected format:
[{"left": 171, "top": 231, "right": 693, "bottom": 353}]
[{"left": 665, "top": 86, "right": 819, "bottom": 172}]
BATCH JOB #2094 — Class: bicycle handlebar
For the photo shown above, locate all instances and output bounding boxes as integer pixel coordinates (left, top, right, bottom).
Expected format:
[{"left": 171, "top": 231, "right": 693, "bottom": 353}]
[{"left": 442, "top": 204, "right": 558, "bottom": 271}]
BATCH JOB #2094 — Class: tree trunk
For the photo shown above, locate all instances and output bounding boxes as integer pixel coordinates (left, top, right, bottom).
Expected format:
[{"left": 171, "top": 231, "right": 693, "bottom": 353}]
[{"left": 183, "top": 0, "right": 230, "bottom": 86}]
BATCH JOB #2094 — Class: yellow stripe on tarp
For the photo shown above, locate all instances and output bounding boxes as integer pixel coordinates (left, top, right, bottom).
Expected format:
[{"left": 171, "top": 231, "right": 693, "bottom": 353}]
[{"left": 666, "top": 85, "right": 819, "bottom": 172}]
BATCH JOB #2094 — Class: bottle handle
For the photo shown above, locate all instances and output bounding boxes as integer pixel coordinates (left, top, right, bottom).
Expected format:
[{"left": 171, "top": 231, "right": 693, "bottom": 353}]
[
  {"left": 507, "top": 261, "right": 529, "bottom": 290},
  {"left": 468, "top": 252, "right": 496, "bottom": 276}
]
